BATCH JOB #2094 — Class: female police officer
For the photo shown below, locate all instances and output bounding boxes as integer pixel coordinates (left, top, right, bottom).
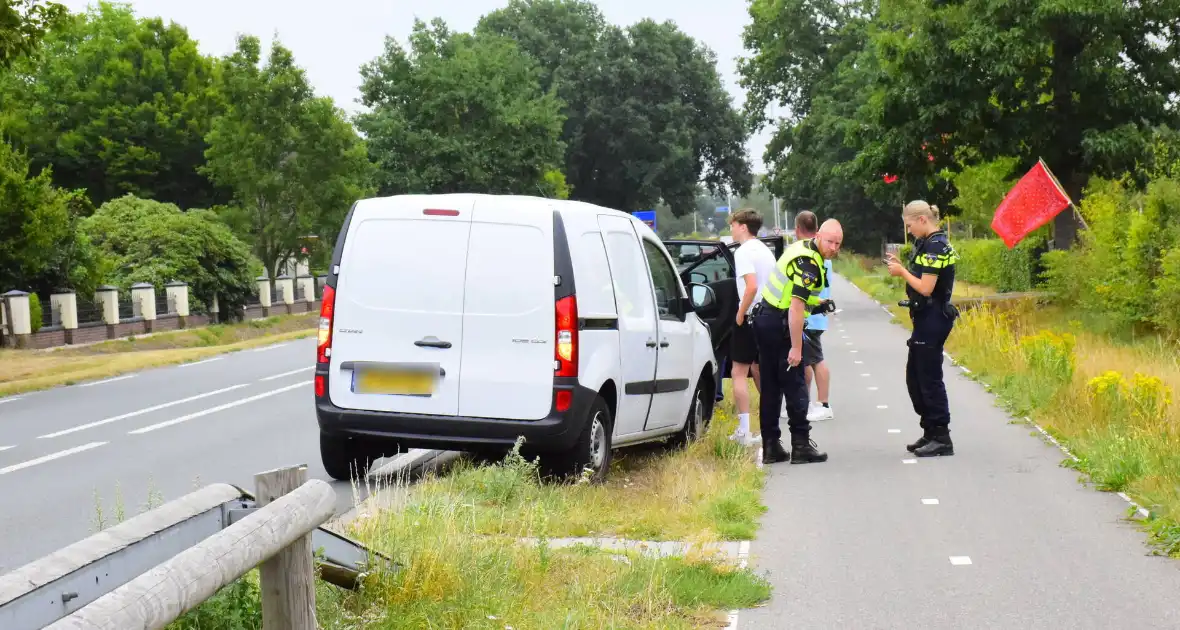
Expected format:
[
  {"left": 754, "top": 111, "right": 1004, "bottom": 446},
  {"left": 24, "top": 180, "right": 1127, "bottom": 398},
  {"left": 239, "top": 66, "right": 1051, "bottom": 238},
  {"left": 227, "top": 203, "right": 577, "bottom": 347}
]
[{"left": 885, "top": 200, "right": 960, "bottom": 457}]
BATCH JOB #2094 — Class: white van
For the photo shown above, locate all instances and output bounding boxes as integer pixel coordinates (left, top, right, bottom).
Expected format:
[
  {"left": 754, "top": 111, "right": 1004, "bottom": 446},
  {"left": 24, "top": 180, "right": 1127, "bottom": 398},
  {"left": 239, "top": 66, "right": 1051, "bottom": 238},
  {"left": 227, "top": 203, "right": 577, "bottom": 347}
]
[{"left": 313, "top": 193, "right": 722, "bottom": 482}]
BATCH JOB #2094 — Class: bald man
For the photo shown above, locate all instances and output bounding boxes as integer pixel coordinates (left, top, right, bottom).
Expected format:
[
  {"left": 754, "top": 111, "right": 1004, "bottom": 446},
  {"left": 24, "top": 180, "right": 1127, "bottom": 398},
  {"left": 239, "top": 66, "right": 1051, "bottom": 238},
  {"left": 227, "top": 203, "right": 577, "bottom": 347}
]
[{"left": 750, "top": 217, "right": 844, "bottom": 464}]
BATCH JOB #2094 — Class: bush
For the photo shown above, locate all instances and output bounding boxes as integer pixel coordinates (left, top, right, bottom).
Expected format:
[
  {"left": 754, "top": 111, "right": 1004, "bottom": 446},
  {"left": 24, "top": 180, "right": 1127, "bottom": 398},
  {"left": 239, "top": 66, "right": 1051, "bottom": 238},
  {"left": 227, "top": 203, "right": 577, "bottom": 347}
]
[
  {"left": 950, "top": 231, "right": 1046, "bottom": 292},
  {"left": 28, "top": 293, "right": 42, "bottom": 333},
  {"left": 1040, "top": 175, "right": 1180, "bottom": 332},
  {"left": 80, "top": 195, "right": 262, "bottom": 318}
]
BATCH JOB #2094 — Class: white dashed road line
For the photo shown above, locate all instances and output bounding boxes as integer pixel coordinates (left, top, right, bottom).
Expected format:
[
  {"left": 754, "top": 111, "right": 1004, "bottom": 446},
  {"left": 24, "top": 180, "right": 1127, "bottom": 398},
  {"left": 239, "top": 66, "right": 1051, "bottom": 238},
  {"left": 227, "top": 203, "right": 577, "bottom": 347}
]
[
  {"left": 178, "top": 357, "right": 223, "bottom": 368},
  {"left": 0, "top": 396, "right": 23, "bottom": 405},
  {"left": 260, "top": 366, "right": 314, "bottom": 381},
  {"left": 888, "top": 429, "right": 901, "bottom": 434},
  {"left": 876, "top": 405, "right": 888, "bottom": 409},
  {"left": 252, "top": 343, "right": 292, "bottom": 353},
  {"left": 0, "top": 442, "right": 107, "bottom": 475},
  {"left": 128, "top": 381, "right": 310, "bottom": 435},
  {"left": 0, "top": 445, "right": 15, "bottom": 452},
  {"left": 78, "top": 374, "right": 136, "bottom": 387},
  {"left": 39, "top": 384, "right": 251, "bottom": 439},
  {"left": 902, "top": 459, "right": 917, "bottom": 464},
  {"left": 949, "top": 556, "right": 972, "bottom": 566},
  {"left": 922, "top": 498, "right": 940, "bottom": 505}
]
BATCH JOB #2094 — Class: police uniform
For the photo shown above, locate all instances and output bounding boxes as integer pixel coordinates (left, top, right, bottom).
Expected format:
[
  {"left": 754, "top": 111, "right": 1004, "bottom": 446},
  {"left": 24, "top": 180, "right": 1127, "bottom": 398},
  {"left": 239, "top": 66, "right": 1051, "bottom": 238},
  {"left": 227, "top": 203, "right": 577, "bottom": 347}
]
[
  {"left": 903, "top": 230, "right": 960, "bottom": 457},
  {"left": 750, "top": 238, "right": 830, "bottom": 465}
]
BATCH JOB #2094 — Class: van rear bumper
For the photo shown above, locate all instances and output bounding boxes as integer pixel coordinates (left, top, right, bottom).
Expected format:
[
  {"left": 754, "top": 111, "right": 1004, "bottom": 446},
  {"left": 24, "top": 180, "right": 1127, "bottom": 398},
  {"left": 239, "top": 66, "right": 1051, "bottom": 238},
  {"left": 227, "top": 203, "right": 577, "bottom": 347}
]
[{"left": 315, "top": 374, "right": 596, "bottom": 453}]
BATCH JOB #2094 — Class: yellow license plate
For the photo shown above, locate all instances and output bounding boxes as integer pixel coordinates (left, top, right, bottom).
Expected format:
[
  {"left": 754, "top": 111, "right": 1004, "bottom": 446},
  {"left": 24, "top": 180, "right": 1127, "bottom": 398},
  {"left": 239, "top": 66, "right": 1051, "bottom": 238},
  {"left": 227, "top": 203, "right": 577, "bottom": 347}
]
[{"left": 354, "top": 367, "right": 437, "bottom": 396}]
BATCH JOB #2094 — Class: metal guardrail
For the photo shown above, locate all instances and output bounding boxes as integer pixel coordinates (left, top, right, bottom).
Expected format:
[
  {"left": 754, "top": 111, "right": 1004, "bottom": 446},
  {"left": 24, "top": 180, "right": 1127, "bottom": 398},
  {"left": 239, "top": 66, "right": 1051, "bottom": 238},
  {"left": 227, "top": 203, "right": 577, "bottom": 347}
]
[{"left": 0, "top": 465, "right": 389, "bottom": 630}]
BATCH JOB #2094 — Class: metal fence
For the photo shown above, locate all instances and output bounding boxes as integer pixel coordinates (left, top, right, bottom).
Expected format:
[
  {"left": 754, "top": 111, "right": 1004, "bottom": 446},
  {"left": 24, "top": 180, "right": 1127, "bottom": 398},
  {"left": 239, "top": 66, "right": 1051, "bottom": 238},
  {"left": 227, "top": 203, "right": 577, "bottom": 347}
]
[
  {"left": 76, "top": 296, "right": 104, "bottom": 325},
  {"left": 38, "top": 296, "right": 55, "bottom": 329},
  {"left": 118, "top": 296, "right": 136, "bottom": 321}
]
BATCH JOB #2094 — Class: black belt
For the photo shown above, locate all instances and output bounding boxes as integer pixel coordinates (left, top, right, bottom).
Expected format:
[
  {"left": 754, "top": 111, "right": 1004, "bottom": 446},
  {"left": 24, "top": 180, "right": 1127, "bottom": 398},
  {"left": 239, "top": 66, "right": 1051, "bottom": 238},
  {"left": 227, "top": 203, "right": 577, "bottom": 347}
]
[{"left": 753, "top": 298, "right": 786, "bottom": 316}]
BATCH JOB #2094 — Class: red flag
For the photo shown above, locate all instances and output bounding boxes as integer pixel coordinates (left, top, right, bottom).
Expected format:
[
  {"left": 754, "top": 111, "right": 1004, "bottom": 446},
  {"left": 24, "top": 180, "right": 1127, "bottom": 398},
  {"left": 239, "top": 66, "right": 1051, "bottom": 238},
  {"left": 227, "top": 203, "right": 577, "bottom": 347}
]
[{"left": 990, "top": 159, "right": 1072, "bottom": 248}]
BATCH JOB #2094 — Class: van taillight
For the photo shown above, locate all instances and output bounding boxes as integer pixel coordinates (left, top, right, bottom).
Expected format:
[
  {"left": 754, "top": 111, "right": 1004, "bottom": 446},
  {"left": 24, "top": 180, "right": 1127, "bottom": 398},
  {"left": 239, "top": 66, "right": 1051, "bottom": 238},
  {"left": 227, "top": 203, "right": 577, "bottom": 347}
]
[
  {"left": 317, "top": 285, "right": 336, "bottom": 365},
  {"left": 555, "top": 295, "right": 578, "bottom": 377}
]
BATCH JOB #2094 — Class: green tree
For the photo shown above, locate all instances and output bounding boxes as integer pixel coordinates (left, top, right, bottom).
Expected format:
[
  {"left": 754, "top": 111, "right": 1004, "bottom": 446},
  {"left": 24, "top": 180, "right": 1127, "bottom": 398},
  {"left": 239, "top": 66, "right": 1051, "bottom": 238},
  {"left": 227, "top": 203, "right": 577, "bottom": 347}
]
[
  {"left": 0, "top": 138, "right": 103, "bottom": 297},
  {"left": 357, "top": 18, "right": 565, "bottom": 197},
  {"left": 203, "top": 35, "right": 374, "bottom": 280},
  {"left": 0, "top": 2, "right": 225, "bottom": 209},
  {"left": 80, "top": 195, "right": 260, "bottom": 315},
  {"left": 477, "top": 0, "right": 753, "bottom": 215},
  {"left": 0, "top": 0, "right": 66, "bottom": 68},
  {"left": 863, "top": 0, "right": 1180, "bottom": 248},
  {"left": 738, "top": 1, "right": 899, "bottom": 252}
]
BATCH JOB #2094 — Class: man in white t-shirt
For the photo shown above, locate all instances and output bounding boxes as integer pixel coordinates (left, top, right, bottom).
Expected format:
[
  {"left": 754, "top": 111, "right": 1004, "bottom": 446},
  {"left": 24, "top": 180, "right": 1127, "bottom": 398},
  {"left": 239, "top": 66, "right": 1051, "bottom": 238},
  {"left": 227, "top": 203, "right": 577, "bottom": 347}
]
[{"left": 728, "top": 209, "right": 777, "bottom": 446}]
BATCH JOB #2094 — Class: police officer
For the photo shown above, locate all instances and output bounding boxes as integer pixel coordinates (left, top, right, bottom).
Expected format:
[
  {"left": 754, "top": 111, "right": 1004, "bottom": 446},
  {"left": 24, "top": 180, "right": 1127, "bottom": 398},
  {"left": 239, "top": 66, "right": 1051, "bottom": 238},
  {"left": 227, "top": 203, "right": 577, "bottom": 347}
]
[
  {"left": 886, "top": 200, "right": 960, "bottom": 457},
  {"left": 751, "top": 218, "right": 843, "bottom": 464}
]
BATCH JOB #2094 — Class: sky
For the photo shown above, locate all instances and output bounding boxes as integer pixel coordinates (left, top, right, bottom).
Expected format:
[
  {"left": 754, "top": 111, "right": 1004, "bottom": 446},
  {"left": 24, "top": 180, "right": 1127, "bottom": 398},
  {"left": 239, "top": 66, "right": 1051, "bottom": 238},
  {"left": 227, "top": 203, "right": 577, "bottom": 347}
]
[{"left": 58, "top": 0, "right": 775, "bottom": 174}]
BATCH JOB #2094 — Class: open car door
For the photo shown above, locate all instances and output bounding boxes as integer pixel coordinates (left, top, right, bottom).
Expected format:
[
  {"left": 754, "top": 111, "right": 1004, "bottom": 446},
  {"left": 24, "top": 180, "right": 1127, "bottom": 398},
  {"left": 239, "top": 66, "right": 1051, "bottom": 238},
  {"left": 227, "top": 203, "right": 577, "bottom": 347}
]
[{"left": 663, "top": 239, "right": 739, "bottom": 377}]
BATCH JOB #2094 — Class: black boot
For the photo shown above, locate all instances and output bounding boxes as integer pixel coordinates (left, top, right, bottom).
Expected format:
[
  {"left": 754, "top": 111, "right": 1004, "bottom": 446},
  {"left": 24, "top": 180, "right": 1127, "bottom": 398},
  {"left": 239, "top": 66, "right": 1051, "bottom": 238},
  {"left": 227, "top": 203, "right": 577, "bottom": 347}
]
[
  {"left": 914, "top": 428, "right": 953, "bottom": 457},
  {"left": 790, "top": 435, "right": 828, "bottom": 464},
  {"left": 906, "top": 430, "right": 931, "bottom": 453},
  {"left": 762, "top": 439, "right": 790, "bottom": 464}
]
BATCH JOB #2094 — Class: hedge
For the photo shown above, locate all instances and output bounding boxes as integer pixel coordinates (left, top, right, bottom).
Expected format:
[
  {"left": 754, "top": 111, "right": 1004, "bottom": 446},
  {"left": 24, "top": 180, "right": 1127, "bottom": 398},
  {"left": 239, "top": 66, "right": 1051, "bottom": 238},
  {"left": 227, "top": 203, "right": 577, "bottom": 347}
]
[{"left": 952, "top": 233, "right": 1047, "bottom": 292}]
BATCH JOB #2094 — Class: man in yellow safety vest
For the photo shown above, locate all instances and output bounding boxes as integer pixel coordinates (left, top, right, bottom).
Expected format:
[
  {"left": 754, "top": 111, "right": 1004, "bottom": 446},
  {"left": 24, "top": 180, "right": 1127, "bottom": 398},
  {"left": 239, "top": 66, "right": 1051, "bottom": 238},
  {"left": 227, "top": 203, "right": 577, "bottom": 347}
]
[{"left": 750, "top": 219, "right": 844, "bottom": 464}]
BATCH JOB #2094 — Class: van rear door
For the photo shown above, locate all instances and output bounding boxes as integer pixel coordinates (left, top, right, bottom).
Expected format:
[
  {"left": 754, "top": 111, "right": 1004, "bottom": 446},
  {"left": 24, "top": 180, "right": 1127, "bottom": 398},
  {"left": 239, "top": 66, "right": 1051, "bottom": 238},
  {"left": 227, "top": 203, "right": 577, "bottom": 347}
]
[
  {"left": 328, "top": 195, "right": 474, "bottom": 416},
  {"left": 456, "top": 196, "right": 556, "bottom": 420}
]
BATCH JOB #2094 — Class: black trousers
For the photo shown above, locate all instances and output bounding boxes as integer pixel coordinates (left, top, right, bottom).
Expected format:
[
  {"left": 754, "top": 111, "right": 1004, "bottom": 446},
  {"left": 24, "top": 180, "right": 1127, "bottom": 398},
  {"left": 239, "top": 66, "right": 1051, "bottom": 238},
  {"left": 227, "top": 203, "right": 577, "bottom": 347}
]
[
  {"left": 906, "top": 308, "right": 954, "bottom": 433},
  {"left": 752, "top": 304, "right": 810, "bottom": 444}
]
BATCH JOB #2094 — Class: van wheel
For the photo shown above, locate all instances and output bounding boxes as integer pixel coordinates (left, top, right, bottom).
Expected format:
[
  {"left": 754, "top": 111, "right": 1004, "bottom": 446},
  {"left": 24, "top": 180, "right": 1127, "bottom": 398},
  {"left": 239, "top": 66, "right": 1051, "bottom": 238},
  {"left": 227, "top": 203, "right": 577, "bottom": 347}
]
[
  {"left": 320, "top": 432, "right": 378, "bottom": 481},
  {"left": 669, "top": 381, "right": 707, "bottom": 449},
  {"left": 540, "top": 395, "right": 612, "bottom": 483}
]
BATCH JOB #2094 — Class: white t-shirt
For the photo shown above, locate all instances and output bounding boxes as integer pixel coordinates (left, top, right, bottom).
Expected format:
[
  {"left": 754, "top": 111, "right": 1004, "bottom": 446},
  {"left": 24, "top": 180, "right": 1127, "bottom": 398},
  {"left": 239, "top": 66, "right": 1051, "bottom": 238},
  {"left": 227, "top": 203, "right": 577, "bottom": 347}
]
[{"left": 734, "top": 238, "right": 777, "bottom": 314}]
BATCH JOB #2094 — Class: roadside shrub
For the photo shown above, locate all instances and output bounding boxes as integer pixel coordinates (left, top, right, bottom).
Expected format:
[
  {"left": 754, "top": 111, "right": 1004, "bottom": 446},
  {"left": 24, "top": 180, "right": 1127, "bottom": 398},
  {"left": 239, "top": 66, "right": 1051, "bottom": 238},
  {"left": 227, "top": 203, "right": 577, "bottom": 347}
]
[
  {"left": 953, "top": 232, "right": 1047, "bottom": 292},
  {"left": 1043, "top": 175, "right": 1180, "bottom": 333},
  {"left": 28, "top": 293, "right": 42, "bottom": 333},
  {"left": 80, "top": 195, "right": 262, "bottom": 318},
  {"left": 1152, "top": 248, "right": 1180, "bottom": 338}
]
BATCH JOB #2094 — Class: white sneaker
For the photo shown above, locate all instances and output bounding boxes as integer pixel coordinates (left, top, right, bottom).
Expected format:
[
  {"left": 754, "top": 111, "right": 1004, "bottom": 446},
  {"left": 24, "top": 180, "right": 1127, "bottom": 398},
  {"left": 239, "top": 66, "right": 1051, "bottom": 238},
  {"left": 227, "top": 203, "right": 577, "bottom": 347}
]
[
  {"left": 808, "top": 405, "right": 834, "bottom": 422},
  {"left": 729, "top": 429, "right": 762, "bottom": 446}
]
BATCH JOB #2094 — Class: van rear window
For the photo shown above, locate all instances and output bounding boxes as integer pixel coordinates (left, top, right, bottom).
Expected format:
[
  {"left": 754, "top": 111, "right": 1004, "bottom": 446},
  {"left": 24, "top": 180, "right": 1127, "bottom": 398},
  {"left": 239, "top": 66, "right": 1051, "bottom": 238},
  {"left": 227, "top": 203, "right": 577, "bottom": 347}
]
[{"left": 339, "top": 218, "right": 471, "bottom": 312}]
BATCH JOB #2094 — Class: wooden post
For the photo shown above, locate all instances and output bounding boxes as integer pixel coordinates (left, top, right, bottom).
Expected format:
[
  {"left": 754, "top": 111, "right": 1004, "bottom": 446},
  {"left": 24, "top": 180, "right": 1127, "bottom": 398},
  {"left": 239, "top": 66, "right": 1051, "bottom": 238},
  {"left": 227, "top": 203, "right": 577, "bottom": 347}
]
[{"left": 255, "top": 465, "right": 317, "bottom": 630}]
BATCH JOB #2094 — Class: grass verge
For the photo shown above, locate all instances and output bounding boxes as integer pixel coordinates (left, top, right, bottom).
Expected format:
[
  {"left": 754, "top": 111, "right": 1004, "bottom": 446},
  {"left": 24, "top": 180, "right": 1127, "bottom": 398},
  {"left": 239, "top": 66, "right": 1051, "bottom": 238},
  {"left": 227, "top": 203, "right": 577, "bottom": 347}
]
[
  {"left": 393, "top": 400, "right": 766, "bottom": 542},
  {"left": 0, "top": 313, "right": 316, "bottom": 397},
  {"left": 162, "top": 384, "right": 771, "bottom": 628},
  {"left": 836, "top": 253, "right": 1180, "bottom": 557}
]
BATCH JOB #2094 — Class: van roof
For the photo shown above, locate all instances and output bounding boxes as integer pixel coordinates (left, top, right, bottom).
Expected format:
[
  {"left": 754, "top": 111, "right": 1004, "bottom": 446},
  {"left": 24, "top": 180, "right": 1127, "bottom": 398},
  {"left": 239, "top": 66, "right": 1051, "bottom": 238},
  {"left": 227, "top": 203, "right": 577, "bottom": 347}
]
[{"left": 353, "top": 193, "right": 638, "bottom": 222}]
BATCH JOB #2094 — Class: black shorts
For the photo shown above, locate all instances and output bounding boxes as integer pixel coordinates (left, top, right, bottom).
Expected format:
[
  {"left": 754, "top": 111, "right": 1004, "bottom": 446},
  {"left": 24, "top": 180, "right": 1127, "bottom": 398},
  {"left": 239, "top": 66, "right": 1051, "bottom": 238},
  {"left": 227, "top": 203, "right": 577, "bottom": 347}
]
[
  {"left": 731, "top": 320, "right": 758, "bottom": 365},
  {"left": 802, "top": 329, "right": 824, "bottom": 366}
]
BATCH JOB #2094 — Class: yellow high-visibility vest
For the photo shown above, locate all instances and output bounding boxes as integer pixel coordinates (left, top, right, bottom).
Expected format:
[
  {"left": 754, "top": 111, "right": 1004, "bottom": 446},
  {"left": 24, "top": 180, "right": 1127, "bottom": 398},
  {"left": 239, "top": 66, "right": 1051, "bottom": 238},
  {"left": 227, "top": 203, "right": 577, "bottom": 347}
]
[{"left": 760, "top": 238, "right": 827, "bottom": 309}]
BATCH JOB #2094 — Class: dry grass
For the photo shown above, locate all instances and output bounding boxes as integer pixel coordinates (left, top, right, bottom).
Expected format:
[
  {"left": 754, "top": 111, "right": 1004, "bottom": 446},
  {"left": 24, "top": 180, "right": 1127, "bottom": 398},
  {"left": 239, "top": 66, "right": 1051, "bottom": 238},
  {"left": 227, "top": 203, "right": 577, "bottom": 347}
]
[
  {"left": 0, "top": 314, "right": 316, "bottom": 398},
  {"left": 836, "top": 255, "right": 1180, "bottom": 557}
]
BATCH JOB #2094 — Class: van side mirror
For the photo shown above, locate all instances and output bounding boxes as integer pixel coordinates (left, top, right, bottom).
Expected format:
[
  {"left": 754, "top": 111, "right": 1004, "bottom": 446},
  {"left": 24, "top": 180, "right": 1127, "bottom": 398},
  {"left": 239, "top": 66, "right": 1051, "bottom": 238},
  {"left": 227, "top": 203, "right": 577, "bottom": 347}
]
[{"left": 687, "top": 283, "right": 718, "bottom": 316}]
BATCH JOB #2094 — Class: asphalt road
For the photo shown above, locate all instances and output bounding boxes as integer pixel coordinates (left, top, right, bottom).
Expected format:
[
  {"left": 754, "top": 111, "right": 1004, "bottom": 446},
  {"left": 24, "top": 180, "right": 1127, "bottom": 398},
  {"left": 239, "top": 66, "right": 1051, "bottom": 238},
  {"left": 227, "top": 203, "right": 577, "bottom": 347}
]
[
  {"left": 0, "top": 339, "right": 444, "bottom": 574},
  {"left": 741, "top": 273, "right": 1180, "bottom": 629}
]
